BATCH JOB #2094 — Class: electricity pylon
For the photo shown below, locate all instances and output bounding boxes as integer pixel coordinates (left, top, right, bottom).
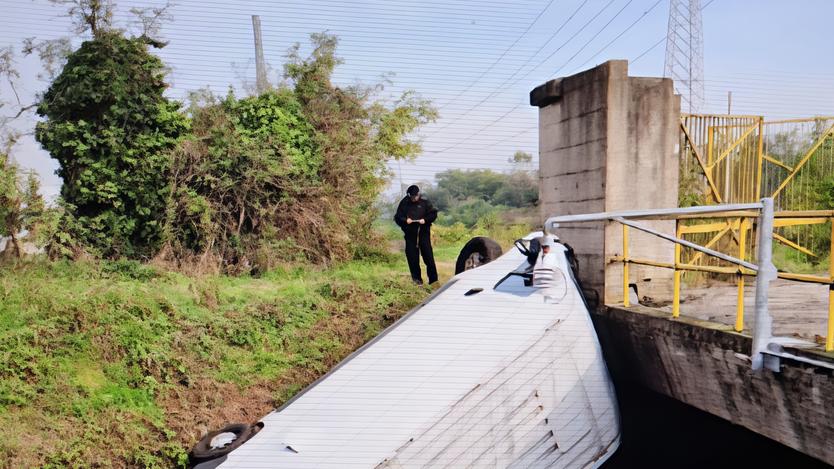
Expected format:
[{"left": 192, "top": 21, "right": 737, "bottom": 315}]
[{"left": 664, "top": 0, "right": 704, "bottom": 113}]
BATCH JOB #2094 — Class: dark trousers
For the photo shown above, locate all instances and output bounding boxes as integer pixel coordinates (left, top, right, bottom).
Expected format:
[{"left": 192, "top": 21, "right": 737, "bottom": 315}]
[{"left": 404, "top": 226, "right": 438, "bottom": 284}]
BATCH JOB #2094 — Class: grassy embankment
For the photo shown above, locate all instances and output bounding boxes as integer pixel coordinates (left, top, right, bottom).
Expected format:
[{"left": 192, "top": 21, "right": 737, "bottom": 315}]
[{"left": 0, "top": 221, "right": 533, "bottom": 467}]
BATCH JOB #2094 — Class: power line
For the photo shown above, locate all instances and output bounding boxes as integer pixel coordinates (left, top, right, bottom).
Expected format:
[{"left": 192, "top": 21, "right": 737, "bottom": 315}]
[
  {"left": 549, "top": 0, "right": 636, "bottom": 77},
  {"left": 530, "top": 0, "right": 618, "bottom": 71},
  {"left": 9, "top": 0, "right": 832, "bottom": 189},
  {"left": 574, "top": 0, "right": 664, "bottom": 70},
  {"left": 20, "top": 0, "right": 543, "bottom": 23},
  {"left": 1, "top": 21, "right": 544, "bottom": 48},
  {"left": 425, "top": 0, "right": 618, "bottom": 140},
  {"left": 0, "top": 0, "right": 623, "bottom": 193},
  {"left": 434, "top": 0, "right": 560, "bottom": 110},
  {"left": 631, "top": 36, "right": 665, "bottom": 64},
  {"left": 412, "top": 0, "right": 593, "bottom": 138},
  {"left": 428, "top": 0, "right": 659, "bottom": 155}
]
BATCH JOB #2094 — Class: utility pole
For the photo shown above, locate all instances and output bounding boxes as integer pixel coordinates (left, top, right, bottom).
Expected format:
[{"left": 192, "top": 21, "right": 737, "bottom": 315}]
[
  {"left": 251, "top": 15, "right": 268, "bottom": 94},
  {"left": 727, "top": 91, "right": 732, "bottom": 114}
]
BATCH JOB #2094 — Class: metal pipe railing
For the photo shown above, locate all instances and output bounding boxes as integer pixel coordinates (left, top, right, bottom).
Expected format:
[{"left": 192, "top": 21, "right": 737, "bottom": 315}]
[
  {"left": 613, "top": 217, "right": 758, "bottom": 271},
  {"left": 546, "top": 198, "right": 834, "bottom": 365},
  {"left": 752, "top": 198, "right": 778, "bottom": 371},
  {"left": 545, "top": 202, "right": 763, "bottom": 227}
]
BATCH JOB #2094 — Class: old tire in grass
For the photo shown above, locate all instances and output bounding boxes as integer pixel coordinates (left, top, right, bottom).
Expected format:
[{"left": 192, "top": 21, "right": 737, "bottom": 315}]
[
  {"left": 454, "top": 237, "right": 503, "bottom": 275},
  {"left": 190, "top": 422, "right": 263, "bottom": 465}
]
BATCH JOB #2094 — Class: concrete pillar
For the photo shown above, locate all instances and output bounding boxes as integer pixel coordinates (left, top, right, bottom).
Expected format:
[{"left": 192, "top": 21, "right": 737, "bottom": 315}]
[{"left": 531, "top": 60, "right": 680, "bottom": 305}]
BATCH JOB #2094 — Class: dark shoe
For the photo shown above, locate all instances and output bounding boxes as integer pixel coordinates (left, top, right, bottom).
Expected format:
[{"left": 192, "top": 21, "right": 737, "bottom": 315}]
[{"left": 412, "top": 278, "right": 424, "bottom": 285}]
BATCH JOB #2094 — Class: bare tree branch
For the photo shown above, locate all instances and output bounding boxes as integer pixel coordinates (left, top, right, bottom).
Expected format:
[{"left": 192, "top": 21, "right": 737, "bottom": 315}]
[
  {"left": 0, "top": 46, "right": 22, "bottom": 105},
  {"left": 130, "top": 1, "right": 175, "bottom": 46},
  {"left": 21, "top": 37, "right": 72, "bottom": 80},
  {"left": 7, "top": 81, "right": 22, "bottom": 107},
  {"left": 0, "top": 47, "right": 20, "bottom": 80},
  {"left": 10, "top": 104, "right": 38, "bottom": 120},
  {"left": 0, "top": 47, "right": 36, "bottom": 132},
  {"left": 48, "top": 0, "right": 115, "bottom": 37}
]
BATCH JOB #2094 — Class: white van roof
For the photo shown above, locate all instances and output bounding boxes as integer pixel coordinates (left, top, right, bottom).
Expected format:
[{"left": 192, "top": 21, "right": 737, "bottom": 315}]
[{"left": 215, "top": 235, "right": 620, "bottom": 468}]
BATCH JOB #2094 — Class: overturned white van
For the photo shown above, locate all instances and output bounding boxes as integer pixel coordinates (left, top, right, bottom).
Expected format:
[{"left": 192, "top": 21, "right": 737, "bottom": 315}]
[{"left": 192, "top": 233, "right": 620, "bottom": 469}]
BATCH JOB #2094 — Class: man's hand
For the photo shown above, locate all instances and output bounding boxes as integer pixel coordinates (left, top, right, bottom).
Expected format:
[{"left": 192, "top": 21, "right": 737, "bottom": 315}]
[
  {"left": 406, "top": 217, "right": 413, "bottom": 224},
  {"left": 418, "top": 219, "right": 425, "bottom": 225}
]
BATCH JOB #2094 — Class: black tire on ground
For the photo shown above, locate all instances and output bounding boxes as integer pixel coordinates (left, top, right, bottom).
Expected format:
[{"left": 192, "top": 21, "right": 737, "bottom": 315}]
[
  {"left": 454, "top": 237, "right": 503, "bottom": 275},
  {"left": 189, "top": 422, "right": 263, "bottom": 465}
]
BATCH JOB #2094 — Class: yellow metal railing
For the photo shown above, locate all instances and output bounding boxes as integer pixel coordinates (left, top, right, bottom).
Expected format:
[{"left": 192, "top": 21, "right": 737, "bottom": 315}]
[
  {"left": 830, "top": 217, "right": 834, "bottom": 351},
  {"left": 677, "top": 115, "right": 834, "bottom": 349},
  {"left": 547, "top": 202, "right": 834, "bottom": 356},
  {"left": 680, "top": 115, "right": 834, "bottom": 264},
  {"left": 622, "top": 224, "right": 629, "bottom": 308},
  {"left": 616, "top": 209, "right": 834, "bottom": 351},
  {"left": 681, "top": 115, "right": 834, "bottom": 204}
]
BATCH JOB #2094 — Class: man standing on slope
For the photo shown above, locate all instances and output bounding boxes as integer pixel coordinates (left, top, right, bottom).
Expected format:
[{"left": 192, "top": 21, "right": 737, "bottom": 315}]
[{"left": 394, "top": 185, "right": 438, "bottom": 285}]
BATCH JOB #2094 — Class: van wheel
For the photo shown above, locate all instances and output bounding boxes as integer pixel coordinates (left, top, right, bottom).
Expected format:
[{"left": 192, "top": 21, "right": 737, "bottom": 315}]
[
  {"left": 190, "top": 422, "right": 263, "bottom": 464},
  {"left": 455, "top": 237, "right": 502, "bottom": 274}
]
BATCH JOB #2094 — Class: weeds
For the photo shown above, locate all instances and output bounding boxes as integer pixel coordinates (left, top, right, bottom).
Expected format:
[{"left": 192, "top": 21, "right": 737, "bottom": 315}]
[
  {"left": 0, "top": 257, "right": 426, "bottom": 467},
  {"left": 0, "top": 211, "right": 537, "bottom": 466}
]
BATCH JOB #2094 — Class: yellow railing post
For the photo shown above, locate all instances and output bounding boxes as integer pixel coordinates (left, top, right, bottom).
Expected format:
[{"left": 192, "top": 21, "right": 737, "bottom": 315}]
[
  {"left": 707, "top": 126, "right": 715, "bottom": 203},
  {"left": 623, "top": 224, "right": 630, "bottom": 307},
  {"left": 755, "top": 117, "right": 764, "bottom": 199},
  {"left": 735, "top": 218, "right": 748, "bottom": 332},
  {"left": 681, "top": 122, "right": 723, "bottom": 203},
  {"left": 672, "top": 221, "right": 681, "bottom": 318},
  {"left": 827, "top": 218, "right": 834, "bottom": 352}
]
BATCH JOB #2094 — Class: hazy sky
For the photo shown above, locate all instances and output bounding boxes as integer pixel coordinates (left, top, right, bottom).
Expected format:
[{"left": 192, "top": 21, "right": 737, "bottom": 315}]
[{"left": 2, "top": 0, "right": 834, "bottom": 200}]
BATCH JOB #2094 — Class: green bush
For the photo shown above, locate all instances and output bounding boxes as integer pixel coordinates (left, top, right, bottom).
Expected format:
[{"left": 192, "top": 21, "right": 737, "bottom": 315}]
[
  {"left": 165, "top": 88, "right": 320, "bottom": 264},
  {"left": 163, "top": 34, "right": 436, "bottom": 272},
  {"left": 228, "top": 90, "right": 322, "bottom": 180},
  {"left": 432, "top": 222, "right": 470, "bottom": 246},
  {"left": 35, "top": 32, "right": 188, "bottom": 259},
  {"left": 100, "top": 259, "right": 160, "bottom": 281}
]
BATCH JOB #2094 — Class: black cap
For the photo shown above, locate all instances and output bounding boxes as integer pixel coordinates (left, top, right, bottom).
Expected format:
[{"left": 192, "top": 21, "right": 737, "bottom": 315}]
[{"left": 406, "top": 185, "right": 420, "bottom": 196}]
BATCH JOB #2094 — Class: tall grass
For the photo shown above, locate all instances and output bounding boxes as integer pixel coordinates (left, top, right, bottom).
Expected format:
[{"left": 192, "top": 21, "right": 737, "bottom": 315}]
[{"left": 0, "top": 257, "right": 426, "bottom": 467}]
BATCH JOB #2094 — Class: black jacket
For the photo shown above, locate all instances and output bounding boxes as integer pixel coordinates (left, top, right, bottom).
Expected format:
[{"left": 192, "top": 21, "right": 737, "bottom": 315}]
[{"left": 394, "top": 196, "right": 438, "bottom": 231}]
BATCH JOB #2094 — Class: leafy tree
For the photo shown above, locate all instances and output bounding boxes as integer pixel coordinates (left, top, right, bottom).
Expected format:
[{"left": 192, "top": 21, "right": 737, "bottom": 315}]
[
  {"left": 438, "top": 199, "right": 501, "bottom": 228},
  {"left": 429, "top": 167, "right": 536, "bottom": 207},
  {"left": 35, "top": 31, "right": 189, "bottom": 258},
  {"left": 434, "top": 169, "right": 506, "bottom": 202},
  {"left": 420, "top": 168, "right": 538, "bottom": 227},
  {"left": 164, "top": 33, "right": 436, "bottom": 271},
  {"left": 166, "top": 89, "right": 320, "bottom": 268},
  {"left": 0, "top": 42, "right": 60, "bottom": 261},
  {"left": 817, "top": 177, "right": 834, "bottom": 209},
  {"left": 0, "top": 139, "right": 46, "bottom": 258},
  {"left": 509, "top": 150, "right": 532, "bottom": 164},
  {"left": 285, "top": 33, "right": 436, "bottom": 218},
  {"left": 494, "top": 171, "right": 538, "bottom": 207}
]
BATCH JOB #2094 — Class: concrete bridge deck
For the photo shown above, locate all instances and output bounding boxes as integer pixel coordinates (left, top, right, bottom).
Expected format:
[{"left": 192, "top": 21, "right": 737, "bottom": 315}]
[
  {"left": 592, "top": 304, "right": 834, "bottom": 466},
  {"left": 653, "top": 279, "right": 831, "bottom": 345}
]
